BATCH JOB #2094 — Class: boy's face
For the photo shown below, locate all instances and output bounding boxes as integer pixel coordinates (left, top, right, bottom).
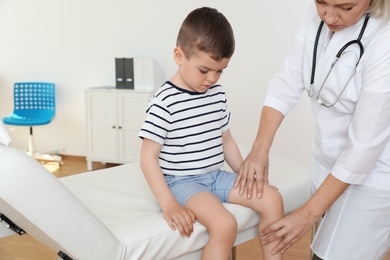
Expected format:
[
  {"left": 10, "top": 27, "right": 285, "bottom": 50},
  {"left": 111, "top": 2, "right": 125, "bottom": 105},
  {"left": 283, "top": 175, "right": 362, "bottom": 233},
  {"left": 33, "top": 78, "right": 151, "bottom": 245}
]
[{"left": 173, "top": 47, "right": 230, "bottom": 93}]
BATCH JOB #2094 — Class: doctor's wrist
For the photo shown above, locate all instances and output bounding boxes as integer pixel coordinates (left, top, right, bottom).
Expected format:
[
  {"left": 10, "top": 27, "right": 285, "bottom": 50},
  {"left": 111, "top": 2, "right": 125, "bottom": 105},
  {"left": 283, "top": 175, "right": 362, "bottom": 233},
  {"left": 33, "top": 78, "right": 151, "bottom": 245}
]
[
  {"left": 301, "top": 203, "right": 324, "bottom": 225},
  {"left": 251, "top": 141, "right": 271, "bottom": 156}
]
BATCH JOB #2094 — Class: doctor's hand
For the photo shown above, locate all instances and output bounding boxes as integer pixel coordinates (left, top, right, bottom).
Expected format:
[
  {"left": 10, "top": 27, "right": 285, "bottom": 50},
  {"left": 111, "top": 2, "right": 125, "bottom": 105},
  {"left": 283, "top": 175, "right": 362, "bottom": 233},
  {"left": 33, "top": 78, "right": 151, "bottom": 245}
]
[
  {"left": 234, "top": 147, "right": 269, "bottom": 199},
  {"left": 261, "top": 206, "right": 317, "bottom": 254},
  {"left": 162, "top": 202, "right": 196, "bottom": 238}
]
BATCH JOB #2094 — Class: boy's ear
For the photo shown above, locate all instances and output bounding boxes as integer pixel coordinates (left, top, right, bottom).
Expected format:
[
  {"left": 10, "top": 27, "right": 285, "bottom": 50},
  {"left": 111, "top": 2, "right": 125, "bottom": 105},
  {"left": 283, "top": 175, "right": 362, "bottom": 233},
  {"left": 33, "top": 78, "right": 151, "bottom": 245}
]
[{"left": 173, "top": 47, "right": 184, "bottom": 65}]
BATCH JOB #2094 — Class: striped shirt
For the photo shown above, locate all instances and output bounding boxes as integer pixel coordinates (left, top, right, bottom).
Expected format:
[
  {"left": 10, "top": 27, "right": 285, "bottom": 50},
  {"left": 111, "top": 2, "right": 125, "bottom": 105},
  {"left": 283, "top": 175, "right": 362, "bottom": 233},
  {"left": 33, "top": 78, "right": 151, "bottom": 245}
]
[{"left": 139, "top": 81, "right": 231, "bottom": 176}]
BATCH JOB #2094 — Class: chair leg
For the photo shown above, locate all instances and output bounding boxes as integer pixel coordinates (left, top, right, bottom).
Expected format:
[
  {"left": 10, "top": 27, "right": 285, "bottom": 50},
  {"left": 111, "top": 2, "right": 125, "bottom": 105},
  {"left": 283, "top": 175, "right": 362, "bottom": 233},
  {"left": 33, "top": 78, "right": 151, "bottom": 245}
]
[
  {"left": 231, "top": 246, "right": 236, "bottom": 260},
  {"left": 27, "top": 126, "right": 62, "bottom": 166},
  {"left": 28, "top": 126, "right": 34, "bottom": 156}
]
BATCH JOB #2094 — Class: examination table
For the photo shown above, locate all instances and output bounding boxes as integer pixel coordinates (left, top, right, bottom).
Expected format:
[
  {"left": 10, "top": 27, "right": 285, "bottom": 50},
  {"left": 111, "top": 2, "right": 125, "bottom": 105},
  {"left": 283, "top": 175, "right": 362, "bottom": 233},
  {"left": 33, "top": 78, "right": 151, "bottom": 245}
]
[{"left": 0, "top": 124, "right": 311, "bottom": 259}]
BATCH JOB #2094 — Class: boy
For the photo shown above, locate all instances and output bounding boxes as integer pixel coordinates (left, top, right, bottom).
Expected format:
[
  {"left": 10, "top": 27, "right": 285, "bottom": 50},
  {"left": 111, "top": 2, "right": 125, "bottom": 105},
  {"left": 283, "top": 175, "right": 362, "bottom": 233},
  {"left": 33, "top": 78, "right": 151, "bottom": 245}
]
[{"left": 139, "top": 7, "right": 283, "bottom": 260}]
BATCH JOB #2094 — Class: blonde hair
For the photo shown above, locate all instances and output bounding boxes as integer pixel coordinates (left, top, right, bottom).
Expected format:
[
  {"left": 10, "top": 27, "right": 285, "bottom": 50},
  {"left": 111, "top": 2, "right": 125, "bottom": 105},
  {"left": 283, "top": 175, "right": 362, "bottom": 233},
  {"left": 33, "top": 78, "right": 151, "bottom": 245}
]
[{"left": 368, "top": 0, "right": 390, "bottom": 21}]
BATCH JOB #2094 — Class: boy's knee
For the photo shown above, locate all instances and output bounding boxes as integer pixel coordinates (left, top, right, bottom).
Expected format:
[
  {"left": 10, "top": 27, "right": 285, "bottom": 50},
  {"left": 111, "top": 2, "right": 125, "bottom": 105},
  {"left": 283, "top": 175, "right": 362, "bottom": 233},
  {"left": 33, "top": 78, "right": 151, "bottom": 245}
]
[
  {"left": 210, "top": 212, "right": 237, "bottom": 237},
  {"left": 219, "top": 217, "right": 237, "bottom": 243},
  {"left": 267, "top": 185, "right": 283, "bottom": 203},
  {"left": 258, "top": 184, "right": 283, "bottom": 213},
  {"left": 220, "top": 213, "right": 238, "bottom": 232}
]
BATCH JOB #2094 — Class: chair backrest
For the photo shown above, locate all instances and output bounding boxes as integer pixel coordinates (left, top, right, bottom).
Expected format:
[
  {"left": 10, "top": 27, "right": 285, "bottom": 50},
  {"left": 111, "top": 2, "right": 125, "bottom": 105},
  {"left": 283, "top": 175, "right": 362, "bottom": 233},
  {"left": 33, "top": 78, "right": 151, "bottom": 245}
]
[{"left": 13, "top": 82, "right": 55, "bottom": 118}]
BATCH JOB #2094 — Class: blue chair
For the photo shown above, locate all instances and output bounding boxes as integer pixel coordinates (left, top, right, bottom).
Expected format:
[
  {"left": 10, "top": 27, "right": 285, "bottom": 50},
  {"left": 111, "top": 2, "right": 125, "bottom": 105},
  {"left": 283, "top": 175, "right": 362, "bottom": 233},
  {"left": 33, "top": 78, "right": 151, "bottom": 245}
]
[{"left": 2, "top": 82, "right": 61, "bottom": 164}]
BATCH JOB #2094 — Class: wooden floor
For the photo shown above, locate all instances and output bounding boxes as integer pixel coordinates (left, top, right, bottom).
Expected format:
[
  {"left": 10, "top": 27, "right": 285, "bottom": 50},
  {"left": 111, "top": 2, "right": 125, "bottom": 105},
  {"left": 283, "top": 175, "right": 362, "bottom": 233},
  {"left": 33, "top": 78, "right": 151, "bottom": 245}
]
[{"left": 0, "top": 157, "right": 389, "bottom": 260}]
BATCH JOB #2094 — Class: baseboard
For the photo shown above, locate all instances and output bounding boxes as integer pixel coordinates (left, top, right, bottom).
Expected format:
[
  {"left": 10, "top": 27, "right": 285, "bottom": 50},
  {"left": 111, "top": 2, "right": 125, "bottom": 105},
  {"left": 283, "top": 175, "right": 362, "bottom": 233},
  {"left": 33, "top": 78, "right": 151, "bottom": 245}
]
[{"left": 59, "top": 154, "right": 86, "bottom": 161}]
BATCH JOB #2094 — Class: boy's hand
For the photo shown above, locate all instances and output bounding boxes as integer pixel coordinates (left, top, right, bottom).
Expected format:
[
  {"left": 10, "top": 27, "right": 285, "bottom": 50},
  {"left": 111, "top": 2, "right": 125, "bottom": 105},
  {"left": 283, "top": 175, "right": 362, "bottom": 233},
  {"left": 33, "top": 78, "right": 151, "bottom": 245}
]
[{"left": 162, "top": 202, "right": 196, "bottom": 237}]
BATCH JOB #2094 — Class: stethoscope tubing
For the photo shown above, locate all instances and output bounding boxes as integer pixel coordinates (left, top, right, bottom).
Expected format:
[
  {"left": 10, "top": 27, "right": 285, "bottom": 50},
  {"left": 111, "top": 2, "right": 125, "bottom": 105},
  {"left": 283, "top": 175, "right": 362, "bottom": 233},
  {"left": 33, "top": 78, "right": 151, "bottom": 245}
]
[{"left": 308, "top": 15, "right": 370, "bottom": 106}]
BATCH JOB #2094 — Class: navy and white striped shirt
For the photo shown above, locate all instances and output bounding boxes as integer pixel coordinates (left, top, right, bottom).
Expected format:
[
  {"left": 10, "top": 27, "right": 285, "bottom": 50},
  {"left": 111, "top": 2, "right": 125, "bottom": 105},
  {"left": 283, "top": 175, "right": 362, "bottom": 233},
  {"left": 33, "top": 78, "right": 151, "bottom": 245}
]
[{"left": 139, "top": 81, "right": 231, "bottom": 176}]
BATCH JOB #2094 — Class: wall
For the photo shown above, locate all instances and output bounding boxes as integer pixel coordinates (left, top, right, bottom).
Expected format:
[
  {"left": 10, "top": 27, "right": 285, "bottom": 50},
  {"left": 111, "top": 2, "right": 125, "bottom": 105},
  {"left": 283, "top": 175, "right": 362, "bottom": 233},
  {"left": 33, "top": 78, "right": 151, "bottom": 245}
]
[{"left": 0, "top": 0, "right": 313, "bottom": 164}]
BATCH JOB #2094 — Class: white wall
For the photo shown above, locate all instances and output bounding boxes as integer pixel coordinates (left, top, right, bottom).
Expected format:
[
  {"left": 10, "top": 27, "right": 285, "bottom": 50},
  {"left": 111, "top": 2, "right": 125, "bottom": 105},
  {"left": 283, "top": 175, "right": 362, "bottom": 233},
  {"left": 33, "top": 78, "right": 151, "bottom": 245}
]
[{"left": 0, "top": 0, "right": 313, "bottom": 164}]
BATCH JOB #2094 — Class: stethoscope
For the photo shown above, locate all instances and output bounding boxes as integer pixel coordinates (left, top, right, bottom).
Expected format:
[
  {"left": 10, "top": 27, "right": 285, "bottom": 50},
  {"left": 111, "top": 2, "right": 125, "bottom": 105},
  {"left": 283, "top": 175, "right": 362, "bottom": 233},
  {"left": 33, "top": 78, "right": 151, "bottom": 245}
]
[{"left": 307, "top": 14, "right": 370, "bottom": 107}]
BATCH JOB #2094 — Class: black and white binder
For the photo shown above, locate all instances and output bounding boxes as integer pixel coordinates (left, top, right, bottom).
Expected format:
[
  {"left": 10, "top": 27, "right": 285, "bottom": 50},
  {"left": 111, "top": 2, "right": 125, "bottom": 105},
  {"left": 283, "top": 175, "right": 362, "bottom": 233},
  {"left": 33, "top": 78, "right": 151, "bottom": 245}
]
[
  {"left": 115, "top": 58, "right": 126, "bottom": 89},
  {"left": 115, "top": 57, "right": 164, "bottom": 90},
  {"left": 124, "top": 58, "right": 135, "bottom": 89}
]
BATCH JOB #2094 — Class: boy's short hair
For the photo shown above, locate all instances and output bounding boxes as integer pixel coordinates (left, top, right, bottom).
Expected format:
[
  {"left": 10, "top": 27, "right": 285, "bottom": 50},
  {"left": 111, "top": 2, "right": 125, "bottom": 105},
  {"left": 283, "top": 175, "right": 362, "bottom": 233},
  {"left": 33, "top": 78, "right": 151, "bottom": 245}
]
[{"left": 176, "top": 7, "right": 235, "bottom": 61}]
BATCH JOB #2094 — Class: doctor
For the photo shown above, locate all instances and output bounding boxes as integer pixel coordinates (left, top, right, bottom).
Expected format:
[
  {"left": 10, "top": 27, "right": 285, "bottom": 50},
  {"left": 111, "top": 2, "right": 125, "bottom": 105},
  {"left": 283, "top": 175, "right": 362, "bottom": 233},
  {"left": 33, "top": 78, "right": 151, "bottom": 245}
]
[{"left": 236, "top": 0, "right": 390, "bottom": 259}]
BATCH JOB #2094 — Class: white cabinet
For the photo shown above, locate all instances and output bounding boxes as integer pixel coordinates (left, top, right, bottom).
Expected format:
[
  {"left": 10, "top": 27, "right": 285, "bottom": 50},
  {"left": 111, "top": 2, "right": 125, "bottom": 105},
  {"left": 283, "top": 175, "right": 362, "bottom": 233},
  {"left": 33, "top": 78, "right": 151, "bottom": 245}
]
[{"left": 86, "top": 87, "right": 152, "bottom": 170}]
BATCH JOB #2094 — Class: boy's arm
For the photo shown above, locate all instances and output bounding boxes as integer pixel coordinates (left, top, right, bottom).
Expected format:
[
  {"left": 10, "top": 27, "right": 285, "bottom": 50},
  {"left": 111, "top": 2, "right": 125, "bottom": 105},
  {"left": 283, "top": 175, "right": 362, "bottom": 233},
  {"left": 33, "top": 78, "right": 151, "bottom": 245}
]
[
  {"left": 222, "top": 129, "right": 243, "bottom": 173},
  {"left": 140, "top": 138, "right": 196, "bottom": 237}
]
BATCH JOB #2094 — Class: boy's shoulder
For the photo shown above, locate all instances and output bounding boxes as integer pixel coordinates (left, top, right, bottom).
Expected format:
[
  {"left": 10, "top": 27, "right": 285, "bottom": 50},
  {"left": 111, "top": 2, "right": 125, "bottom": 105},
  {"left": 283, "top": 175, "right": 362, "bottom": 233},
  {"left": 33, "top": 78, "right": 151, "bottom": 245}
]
[{"left": 153, "top": 81, "right": 180, "bottom": 100}]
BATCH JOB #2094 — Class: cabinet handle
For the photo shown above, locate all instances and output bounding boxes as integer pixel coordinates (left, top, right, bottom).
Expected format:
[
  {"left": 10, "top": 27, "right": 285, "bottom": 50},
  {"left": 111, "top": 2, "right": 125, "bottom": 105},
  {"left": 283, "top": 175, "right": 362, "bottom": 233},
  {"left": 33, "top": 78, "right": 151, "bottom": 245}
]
[
  {"left": 112, "top": 126, "right": 116, "bottom": 129},
  {"left": 118, "top": 126, "right": 122, "bottom": 129}
]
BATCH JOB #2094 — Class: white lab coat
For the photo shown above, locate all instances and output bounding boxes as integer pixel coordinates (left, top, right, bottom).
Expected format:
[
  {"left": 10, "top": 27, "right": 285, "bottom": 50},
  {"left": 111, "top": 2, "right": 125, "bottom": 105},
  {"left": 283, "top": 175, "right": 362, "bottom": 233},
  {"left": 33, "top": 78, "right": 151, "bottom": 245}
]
[
  {"left": 264, "top": 3, "right": 390, "bottom": 191},
  {"left": 264, "top": 3, "right": 390, "bottom": 259}
]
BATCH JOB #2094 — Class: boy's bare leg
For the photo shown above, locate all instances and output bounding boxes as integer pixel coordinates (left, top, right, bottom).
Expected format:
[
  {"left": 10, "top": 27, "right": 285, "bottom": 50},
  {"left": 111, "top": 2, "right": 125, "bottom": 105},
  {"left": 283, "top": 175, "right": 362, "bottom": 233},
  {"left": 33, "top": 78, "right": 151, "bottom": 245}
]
[
  {"left": 229, "top": 183, "right": 284, "bottom": 260},
  {"left": 186, "top": 192, "right": 238, "bottom": 260}
]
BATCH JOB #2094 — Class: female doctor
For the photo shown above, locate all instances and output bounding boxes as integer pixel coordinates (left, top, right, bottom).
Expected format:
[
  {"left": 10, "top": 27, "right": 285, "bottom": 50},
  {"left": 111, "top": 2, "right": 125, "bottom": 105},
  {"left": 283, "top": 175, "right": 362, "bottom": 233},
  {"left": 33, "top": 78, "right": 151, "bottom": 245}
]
[{"left": 236, "top": 0, "right": 390, "bottom": 259}]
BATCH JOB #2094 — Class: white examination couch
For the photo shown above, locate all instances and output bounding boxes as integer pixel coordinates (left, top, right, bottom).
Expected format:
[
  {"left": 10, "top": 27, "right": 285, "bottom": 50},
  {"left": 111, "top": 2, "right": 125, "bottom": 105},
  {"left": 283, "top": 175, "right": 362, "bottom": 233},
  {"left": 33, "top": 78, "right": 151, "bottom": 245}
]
[{"left": 0, "top": 123, "right": 311, "bottom": 259}]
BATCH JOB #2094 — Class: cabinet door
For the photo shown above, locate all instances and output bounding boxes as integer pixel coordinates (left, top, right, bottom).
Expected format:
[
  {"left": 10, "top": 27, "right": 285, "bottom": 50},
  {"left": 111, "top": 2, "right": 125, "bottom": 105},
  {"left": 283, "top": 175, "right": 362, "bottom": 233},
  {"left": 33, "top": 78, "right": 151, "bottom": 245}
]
[
  {"left": 118, "top": 92, "right": 150, "bottom": 162},
  {"left": 86, "top": 91, "right": 118, "bottom": 162}
]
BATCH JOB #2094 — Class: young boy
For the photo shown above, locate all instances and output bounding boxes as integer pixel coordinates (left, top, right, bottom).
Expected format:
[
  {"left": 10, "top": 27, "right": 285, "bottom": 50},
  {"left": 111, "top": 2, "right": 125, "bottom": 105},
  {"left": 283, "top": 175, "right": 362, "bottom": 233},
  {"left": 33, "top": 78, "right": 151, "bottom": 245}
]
[{"left": 139, "top": 7, "right": 283, "bottom": 260}]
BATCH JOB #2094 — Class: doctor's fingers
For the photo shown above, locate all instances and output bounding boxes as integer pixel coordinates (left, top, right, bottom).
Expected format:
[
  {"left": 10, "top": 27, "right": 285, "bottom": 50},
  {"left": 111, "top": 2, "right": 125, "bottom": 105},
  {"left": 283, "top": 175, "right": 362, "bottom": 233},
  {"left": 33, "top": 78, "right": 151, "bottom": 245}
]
[
  {"left": 260, "top": 222, "right": 297, "bottom": 254},
  {"left": 264, "top": 165, "right": 269, "bottom": 183},
  {"left": 233, "top": 167, "right": 243, "bottom": 189},
  {"left": 244, "top": 167, "right": 260, "bottom": 199},
  {"left": 271, "top": 234, "right": 301, "bottom": 255},
  {"left": 260, "top": 217, "right": 285, "bottom": 241},
  {"left": 236, "top": 165, "right": 252, "bottom": 197},
  {"left": 235, "top": 164, "right": 247, "bottom": 193},
  {"left": 262, "top": 212, "right": 311, "bottom": 253},
  {"left": 254, "top": 166, "right": 270, "bottom": 199}
]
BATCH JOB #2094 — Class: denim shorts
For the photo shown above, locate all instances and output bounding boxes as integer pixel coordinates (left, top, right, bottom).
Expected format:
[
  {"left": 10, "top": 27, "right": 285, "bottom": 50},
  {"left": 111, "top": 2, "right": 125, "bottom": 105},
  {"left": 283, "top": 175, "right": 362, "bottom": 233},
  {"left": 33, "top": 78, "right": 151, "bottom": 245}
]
[{"left": 164, "top": 169, "right": 237, "bottom": 206}]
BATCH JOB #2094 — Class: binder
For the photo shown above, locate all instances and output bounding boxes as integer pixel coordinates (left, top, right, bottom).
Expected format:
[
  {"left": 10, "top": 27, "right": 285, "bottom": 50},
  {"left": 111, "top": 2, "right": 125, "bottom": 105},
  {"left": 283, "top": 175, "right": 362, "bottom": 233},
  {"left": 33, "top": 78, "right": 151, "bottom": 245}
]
[
  {"left": 115, "top": 58, "right": 125, "bottom": 89},
  {"left": 115, "top": 57, "right": 164, "bottom": 90},
  {"left": 124, "top": 58, "right": 135, "bottom": 89}
]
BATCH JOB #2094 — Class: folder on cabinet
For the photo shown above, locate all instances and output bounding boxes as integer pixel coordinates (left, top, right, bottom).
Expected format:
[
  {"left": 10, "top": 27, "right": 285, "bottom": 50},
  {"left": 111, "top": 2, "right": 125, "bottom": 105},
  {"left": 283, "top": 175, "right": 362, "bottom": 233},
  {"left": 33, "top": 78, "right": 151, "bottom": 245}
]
[
  {"left": 115, "top": 58, "right": 126, "bottom": 89},
  {"left": 124, "top": 58, "right": 135, "bottom": 89},
  {"left": 115, "top": 57, "right": 164, "bottom": 91}
]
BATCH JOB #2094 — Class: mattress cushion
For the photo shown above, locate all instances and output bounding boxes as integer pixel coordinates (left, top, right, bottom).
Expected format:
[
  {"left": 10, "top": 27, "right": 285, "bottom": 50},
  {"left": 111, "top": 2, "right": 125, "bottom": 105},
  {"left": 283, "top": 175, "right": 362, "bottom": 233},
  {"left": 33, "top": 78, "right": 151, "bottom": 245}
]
[{"left": 60, "top": 156, "right": 310, "bottom": 259}]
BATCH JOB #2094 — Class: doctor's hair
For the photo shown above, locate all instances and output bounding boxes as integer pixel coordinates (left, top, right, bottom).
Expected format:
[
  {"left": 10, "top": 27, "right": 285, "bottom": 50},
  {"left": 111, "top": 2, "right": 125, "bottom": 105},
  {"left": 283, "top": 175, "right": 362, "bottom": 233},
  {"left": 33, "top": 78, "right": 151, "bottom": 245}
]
[
  {"left": 368, "top": 0, "right": 390, "bottom": 21},
  {"left": 176, "top": 7, "right": 235, "bottom": 61}
]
